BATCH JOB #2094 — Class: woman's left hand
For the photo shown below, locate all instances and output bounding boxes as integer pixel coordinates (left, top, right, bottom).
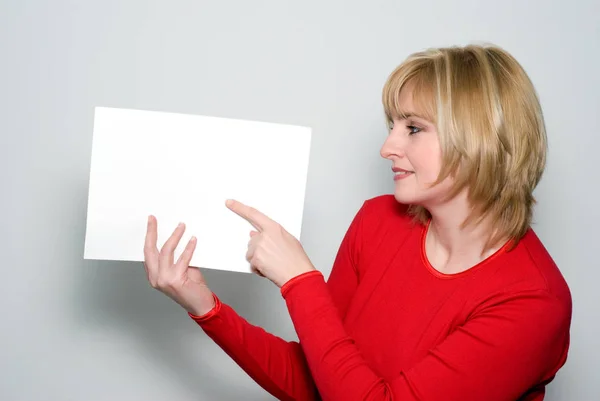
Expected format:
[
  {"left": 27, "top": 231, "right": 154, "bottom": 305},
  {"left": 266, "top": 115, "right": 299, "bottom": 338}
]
[{"left": 226, "top": 199, "right": 316, "bottom": 288}]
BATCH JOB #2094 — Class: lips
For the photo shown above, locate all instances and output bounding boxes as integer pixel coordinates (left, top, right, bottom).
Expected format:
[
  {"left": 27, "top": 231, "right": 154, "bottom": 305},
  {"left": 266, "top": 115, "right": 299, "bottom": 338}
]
[
  {"left": 392, "top": 167, "right": 414, "bottom": 180},
  {"left": 392, "top": 167, "right": 414, "bottom": 174}
]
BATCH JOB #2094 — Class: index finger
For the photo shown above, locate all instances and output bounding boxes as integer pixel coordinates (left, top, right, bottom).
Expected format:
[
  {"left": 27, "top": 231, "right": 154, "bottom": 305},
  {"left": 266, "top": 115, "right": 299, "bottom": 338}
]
[{"left": 225, "top": 199, "right": 273, "bottom": 231}]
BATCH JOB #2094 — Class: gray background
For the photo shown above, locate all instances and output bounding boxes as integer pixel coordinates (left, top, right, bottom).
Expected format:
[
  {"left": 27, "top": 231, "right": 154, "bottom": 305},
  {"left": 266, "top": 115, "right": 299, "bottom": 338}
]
[{"left": 1, "top": 0, "right": 598, "bottom": 400}]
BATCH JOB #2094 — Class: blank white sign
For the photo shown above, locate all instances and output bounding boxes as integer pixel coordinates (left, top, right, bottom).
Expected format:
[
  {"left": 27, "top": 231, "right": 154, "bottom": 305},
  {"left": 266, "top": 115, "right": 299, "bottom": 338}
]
[{"left": 83, "top": 107, "right": 312, "bottom": 273}]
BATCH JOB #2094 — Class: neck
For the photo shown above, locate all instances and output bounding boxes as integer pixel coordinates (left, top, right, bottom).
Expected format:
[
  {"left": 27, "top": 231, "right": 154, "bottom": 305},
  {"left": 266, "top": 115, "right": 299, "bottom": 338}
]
[{"left": 424, "top": 192, "right": 505, "bottom": 274}]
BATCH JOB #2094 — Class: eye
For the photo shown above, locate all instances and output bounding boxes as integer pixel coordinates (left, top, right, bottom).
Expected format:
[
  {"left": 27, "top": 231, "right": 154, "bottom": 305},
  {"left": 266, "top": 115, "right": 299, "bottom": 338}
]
[{"left": 407, "top": 125, "right": 422, "bottom": 135}]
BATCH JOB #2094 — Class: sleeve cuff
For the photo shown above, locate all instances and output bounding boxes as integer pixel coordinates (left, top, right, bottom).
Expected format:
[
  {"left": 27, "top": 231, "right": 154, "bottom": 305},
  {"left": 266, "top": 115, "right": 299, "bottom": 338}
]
[
  {"left": 281, "top": 270, "right": 324, "bottom": 298},
  {"left": 188, "top": 293, "right": 221, "bottom": 323}
]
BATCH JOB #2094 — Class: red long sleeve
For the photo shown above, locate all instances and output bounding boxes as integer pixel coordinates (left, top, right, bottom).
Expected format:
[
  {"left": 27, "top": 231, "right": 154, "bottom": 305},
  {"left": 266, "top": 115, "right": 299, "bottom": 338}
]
[
  {"left": 282, "top": 272, "right": 570, "bottom": 401},
  {"left": 190, "top": 292, "right": 318, "bottom": 401},
  {"left": 191, "top": 195, "right": 571, "bottom": 401},
  {"left": 189, "top": 194, "right": 366, "bottom": 400}
]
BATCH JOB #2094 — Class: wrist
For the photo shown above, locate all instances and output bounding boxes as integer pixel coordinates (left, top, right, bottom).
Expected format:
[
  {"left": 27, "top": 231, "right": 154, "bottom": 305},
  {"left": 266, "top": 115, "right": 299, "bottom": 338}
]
[
  {"left": 187, "top": 292, "right": 217, "bottom": 318},
  {"left": 280, "top": 265, "right": 317, "bottom": 288},
  {"left": 281, "top": 270, "right": 323, "bottom": 296}
]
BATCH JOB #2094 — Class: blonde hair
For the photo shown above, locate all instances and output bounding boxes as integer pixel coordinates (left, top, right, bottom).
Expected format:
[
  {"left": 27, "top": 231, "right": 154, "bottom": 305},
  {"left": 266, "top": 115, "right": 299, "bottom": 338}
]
[{"left": 382, "top": 44, "right": 547, "bottom": 250}]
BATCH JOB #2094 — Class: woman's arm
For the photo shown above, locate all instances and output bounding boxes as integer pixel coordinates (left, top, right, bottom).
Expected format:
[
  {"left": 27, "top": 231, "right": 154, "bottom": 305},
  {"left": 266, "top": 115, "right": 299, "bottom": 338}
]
[
  {"left": 190, "top": 294, "right": 318, "bottom": 401},
  {"left": 189, "top": 202, "right": 367, "bottom": 400},
  {"left": 282, "top": 272, "right": 572, "bottom": 401}
]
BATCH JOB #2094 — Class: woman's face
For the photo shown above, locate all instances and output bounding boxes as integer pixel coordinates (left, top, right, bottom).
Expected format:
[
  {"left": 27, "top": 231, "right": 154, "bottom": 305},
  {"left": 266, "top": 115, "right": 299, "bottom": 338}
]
[{"left": 380, "top": 86, "right": 455, "bottom": 208}]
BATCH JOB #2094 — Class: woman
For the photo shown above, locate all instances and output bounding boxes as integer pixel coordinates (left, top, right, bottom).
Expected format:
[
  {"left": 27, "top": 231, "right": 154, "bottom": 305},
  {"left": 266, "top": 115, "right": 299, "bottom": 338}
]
[{"left": 143, "top": 44, "right": 572, "bottom": 401}]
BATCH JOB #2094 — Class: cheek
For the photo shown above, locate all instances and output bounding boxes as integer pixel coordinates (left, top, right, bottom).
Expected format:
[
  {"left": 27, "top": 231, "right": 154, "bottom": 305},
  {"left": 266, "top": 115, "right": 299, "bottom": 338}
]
[{"left": 411, "top": 146, "right": 442, "bottom": 180}]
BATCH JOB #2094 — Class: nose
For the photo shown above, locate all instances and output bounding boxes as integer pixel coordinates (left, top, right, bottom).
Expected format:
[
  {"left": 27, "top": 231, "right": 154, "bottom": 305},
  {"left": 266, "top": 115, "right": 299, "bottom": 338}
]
[{"left": 380, "top": 129, "right": 404, "bottom": 159}]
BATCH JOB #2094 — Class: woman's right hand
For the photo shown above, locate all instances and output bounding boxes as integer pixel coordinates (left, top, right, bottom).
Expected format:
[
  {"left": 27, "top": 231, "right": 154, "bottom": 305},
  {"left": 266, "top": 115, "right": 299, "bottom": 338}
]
[{"left": 143, "top": 215, "right": 216, "bottom": 317}]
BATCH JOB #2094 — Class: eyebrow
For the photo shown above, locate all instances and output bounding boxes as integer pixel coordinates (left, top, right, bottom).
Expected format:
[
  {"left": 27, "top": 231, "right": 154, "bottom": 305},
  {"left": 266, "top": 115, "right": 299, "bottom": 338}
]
[{"left": 396, "top": 110, "right": 428, "bottom": 120}]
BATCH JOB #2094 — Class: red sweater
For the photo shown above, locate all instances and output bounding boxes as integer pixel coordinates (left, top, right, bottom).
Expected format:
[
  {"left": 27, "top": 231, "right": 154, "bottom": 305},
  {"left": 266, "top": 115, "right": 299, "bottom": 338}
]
[{"left": 190, "top": 195, "right": 572, "bottom": 401}]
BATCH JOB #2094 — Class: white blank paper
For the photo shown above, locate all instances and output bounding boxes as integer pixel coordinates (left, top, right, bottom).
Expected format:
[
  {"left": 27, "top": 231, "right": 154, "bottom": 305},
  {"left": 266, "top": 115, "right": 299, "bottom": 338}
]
[{"left": 83, "top": 107, "right": 312, "bottom": 273}]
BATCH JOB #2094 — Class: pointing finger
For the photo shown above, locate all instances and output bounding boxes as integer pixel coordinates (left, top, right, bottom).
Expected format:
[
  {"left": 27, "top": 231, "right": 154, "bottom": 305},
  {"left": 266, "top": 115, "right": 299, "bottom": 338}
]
[{"left": 226, "top": 199, "right": 273, "bottom": 231}]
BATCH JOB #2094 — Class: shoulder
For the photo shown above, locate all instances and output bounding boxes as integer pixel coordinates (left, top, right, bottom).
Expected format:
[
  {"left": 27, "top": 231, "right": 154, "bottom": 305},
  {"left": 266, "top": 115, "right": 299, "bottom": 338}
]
[
  {"left": 358, "top": 194, "right": 413, "bottom": 226},
  {"left": 351, "top": 194, "right": 418, "bottom": 242},
  {"left": 474, "top": 229, "right": 572, "bottom": 328},
  {"left": 497, "top": 230, "right": 571, "bottom": 300},
  {"left": 347, "top": 194, "right": 421, "bottom": 265},
  {"left": 467, "top": 231, "right": 572, "bottom": 373},
  {"left": 508, "top": 229, "right": 572, "bottom": 306}
]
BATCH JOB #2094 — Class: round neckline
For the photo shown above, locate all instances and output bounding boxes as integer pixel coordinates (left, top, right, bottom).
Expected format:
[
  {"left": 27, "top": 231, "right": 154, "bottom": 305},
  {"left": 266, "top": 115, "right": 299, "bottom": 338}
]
[{"left": 420, "top": 219, "right": 510, "bottom": 280}]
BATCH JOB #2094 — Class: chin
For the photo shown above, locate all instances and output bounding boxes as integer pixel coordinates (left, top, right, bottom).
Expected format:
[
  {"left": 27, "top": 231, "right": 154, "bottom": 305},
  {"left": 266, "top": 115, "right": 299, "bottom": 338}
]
[
  {"left": 393, "top": 181, "right": 453, "bottom": 208},
  {"left": 393, "top": 190, "right": 421, "bottom": 206}
]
